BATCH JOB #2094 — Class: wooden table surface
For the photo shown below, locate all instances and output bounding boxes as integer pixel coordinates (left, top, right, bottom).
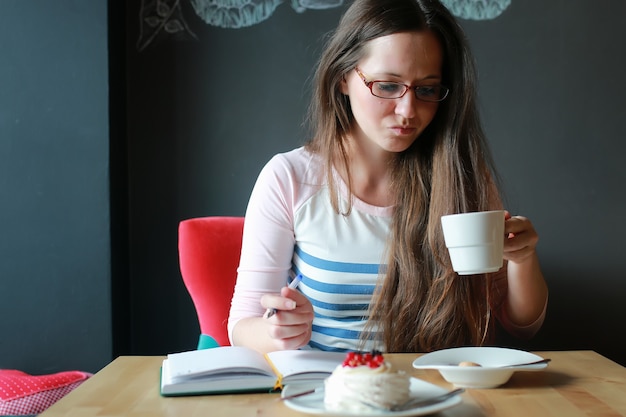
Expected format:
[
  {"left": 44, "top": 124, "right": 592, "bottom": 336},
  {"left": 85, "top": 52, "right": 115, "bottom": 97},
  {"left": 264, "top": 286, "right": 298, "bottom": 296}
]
[{"left": 39, "top": 350, "right": 626, "bottom": 417}]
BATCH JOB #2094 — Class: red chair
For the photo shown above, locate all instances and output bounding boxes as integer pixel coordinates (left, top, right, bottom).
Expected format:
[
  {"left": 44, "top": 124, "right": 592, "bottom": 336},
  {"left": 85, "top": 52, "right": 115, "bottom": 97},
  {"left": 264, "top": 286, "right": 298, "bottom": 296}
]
[{"left": 178, "top": 216, "right": 244, "bottom": 348}]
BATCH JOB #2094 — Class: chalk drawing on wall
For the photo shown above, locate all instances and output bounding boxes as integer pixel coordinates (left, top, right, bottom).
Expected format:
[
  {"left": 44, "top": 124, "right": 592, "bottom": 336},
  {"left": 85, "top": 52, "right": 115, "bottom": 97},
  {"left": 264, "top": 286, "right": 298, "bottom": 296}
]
[
  {"left": 137, "top": 0, "right": 198, "bottom": 51},
  {"left": 190, "top": 0, "right": 344, "bottom": 29},
  {"left": 440, "top": 0, "right": 511, "bottom": 20},
  {"left": 137, "top": 0, "right": 510, "bottom": 51}
]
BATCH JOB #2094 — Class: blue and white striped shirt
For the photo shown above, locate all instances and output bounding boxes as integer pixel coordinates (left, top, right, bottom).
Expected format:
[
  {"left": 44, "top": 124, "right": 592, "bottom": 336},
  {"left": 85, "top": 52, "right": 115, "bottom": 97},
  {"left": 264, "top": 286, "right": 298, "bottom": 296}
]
[
  {"left": 230, "top": 147, "right": 393, "bottom": 351},
  {"left": 292, "top": 185, "right": 391, "bottom": 351}
]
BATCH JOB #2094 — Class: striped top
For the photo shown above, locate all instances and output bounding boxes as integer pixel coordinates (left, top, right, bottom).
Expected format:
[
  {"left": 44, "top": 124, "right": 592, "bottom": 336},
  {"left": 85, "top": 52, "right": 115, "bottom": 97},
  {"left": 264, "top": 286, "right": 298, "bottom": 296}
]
[{"left": 228, "top": 147, "right": 392, "bottom": 352}]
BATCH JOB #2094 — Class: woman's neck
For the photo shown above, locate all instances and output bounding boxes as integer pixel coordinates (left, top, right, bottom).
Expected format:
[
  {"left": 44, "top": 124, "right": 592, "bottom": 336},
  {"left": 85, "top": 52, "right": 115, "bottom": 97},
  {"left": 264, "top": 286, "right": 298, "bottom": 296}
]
[{"left": 336, "top": 137, "right": 395, "bottom": 207}]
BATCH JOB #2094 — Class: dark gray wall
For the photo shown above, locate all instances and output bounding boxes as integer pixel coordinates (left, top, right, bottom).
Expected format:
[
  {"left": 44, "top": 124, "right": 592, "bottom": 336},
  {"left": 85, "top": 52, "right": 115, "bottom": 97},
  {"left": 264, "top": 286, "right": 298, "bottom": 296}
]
[
  {"left": 462, "top": 2, "right": 626, "bottom": 363},
  {"left": 0, "top": 1, "right": 111, "bottom": 373},
  {"left": 124, "top": 1, "right": 343, "bottom": 354},
  {"left": 126, "top": 0, "right": 626, "bottom": 365}
]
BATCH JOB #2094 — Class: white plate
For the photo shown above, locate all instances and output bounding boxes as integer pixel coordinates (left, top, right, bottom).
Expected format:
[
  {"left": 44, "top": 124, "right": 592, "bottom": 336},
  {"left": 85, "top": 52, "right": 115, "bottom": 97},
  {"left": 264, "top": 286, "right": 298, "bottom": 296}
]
[
  {"left": 412, "top": 347, "right": 549, "bottom": 389},
  {"left": 281, "top": 378, "right": 462, "bottom": 416}
]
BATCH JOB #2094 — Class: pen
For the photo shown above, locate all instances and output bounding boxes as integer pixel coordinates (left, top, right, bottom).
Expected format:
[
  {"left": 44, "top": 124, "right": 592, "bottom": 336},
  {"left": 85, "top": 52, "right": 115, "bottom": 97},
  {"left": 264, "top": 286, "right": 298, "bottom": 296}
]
[{"left": 264, "top": 274, "right": 302, "bottom": 319}]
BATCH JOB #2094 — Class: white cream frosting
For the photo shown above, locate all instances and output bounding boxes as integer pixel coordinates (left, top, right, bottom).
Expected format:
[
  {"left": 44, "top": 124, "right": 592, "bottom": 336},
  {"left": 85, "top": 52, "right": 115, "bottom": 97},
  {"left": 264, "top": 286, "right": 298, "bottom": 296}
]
[{"left": 324, "top": 362, "right": 411, "bottom": 412}]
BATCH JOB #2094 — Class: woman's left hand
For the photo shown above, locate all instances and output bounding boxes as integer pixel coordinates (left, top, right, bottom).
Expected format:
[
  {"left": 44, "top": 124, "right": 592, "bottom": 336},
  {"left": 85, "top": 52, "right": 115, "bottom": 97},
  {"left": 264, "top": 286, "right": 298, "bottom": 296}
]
[
  {"left": 503, "top": 211, "right": 539, "bottom": 264},
  {"left": 501, "top": 210, "right": 548, "bottom": 334}
]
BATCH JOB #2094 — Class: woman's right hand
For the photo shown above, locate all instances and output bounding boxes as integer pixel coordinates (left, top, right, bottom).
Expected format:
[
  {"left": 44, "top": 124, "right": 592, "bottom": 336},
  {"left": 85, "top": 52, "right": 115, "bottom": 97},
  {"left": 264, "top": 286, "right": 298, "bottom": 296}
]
[{"left": 260, "top": 286, "right": 314, "bottom": 351}]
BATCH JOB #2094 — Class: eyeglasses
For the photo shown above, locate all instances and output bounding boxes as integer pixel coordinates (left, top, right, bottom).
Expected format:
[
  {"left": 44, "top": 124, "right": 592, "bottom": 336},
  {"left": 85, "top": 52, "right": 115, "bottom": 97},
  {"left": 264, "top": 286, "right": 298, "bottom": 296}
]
[{"left": 355, "top": 68, "right": 449, "bottom": 102}]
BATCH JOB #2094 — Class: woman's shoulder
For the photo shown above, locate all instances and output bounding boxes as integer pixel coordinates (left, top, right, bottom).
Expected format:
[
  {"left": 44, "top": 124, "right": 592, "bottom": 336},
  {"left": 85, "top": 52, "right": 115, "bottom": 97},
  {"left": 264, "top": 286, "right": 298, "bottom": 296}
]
[
  {"left": 263, "top": 146, "right": 324, "bottom": 180},
  {"left": 249, "top": 146, "right": 326, "bottom": 217},
  {"left": 268, "top": 146, "right": 318, "bottom": 165}
]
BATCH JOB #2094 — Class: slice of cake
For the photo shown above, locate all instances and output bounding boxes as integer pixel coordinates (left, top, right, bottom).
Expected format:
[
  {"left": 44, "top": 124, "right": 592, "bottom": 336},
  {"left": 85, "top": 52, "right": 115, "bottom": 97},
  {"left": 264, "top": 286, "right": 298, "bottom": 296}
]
[{"left": 324, "top": 351, "right": 411, "bottom": 412}]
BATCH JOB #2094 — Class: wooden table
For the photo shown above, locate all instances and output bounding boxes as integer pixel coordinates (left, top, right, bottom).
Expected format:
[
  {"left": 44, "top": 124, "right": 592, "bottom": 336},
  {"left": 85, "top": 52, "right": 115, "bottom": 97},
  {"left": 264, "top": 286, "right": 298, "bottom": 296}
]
[{"left": 39, "top": 351, "right": 626, "bottom": 417}]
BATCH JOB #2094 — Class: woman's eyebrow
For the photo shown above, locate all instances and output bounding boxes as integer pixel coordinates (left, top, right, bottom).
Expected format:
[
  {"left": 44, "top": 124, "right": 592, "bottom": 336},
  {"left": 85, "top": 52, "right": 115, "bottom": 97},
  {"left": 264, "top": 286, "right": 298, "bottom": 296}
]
[{"left": 372, "top": 71, "right": 442, "bottom": 82}]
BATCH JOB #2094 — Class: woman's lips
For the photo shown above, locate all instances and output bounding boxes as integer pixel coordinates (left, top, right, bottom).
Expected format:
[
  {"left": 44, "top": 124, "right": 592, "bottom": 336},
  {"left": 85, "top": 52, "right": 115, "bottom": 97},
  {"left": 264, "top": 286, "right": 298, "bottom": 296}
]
[{"left": 390, "top": 126, "right": 417, "bottom": 135}]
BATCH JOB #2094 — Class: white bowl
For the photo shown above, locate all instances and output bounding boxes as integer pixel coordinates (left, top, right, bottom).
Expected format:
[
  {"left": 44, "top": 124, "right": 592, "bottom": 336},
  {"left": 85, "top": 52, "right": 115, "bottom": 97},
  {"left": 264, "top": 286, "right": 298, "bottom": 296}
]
[{"left": 412, "top": 347, "right": 549, "bottom": 389}]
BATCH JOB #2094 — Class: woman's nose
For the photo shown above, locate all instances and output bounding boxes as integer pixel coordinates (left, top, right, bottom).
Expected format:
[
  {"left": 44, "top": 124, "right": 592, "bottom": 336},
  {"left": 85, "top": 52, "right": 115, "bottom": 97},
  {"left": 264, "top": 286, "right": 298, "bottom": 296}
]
[{"left": 394, "top": 90, "right": 417, "bottom": 118}]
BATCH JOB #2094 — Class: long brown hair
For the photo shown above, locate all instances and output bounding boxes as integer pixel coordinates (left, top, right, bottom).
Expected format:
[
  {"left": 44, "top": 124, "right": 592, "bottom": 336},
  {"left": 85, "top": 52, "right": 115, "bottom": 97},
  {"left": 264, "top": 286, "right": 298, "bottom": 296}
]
[{"left": 305, "top": 0, "right": 502, "bottom": 352}]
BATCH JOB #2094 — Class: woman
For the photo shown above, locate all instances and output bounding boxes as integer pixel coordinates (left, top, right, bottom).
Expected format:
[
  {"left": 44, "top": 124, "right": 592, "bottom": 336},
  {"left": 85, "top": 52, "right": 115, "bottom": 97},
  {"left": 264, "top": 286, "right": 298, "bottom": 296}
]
[{"left": 228, "top": 0, "right": 548, "bottom": 354}]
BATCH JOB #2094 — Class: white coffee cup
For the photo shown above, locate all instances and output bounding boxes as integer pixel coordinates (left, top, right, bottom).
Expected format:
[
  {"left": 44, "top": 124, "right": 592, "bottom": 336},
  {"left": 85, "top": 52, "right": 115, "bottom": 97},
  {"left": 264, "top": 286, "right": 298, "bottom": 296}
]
[{"left": 441, "top": 210, "right": 505, "bottom": 275}]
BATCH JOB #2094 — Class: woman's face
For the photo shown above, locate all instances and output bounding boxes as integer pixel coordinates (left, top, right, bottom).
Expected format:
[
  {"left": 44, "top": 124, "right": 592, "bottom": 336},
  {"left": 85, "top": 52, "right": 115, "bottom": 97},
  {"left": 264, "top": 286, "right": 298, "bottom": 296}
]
[{"left": 341, "top": 30, "right": 444, "bottom": 154}]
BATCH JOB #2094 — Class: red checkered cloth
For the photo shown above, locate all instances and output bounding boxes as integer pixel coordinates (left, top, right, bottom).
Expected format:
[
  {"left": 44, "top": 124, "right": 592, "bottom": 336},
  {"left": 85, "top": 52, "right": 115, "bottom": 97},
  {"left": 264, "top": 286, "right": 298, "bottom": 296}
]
[{"left": 0, "top": 369, "right": 91, "bottom": 415}]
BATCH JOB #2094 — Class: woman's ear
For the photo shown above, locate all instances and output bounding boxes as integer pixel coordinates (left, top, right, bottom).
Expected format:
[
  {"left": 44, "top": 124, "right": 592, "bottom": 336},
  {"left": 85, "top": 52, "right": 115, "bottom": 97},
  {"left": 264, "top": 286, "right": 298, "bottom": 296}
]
[{"left": 340, "top": 73, "right": 349, "bottom": 95}]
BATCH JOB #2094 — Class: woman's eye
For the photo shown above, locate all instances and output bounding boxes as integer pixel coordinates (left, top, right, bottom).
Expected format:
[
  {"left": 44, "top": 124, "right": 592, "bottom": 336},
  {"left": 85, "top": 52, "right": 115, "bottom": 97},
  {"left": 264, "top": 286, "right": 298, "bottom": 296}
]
[
  {"left": 416, "top": 86, "right": 438, "bottom": 97},
  {"left": 374, "top": 82, "right": 404, "bottom": 95}
]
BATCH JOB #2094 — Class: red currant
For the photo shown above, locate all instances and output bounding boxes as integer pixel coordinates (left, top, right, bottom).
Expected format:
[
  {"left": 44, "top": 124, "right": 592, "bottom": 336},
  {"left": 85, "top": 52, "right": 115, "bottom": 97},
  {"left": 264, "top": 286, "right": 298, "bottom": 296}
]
[{"left": 342, "top": 350, "right": 386, "bottom": 368}]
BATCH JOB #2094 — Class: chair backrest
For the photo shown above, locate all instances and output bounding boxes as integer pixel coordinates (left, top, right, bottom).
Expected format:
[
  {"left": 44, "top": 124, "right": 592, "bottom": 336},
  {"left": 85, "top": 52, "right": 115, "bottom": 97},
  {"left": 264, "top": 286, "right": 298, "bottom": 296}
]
[{"left": 178, "top": 216, "right": 244, "bottom": 347}]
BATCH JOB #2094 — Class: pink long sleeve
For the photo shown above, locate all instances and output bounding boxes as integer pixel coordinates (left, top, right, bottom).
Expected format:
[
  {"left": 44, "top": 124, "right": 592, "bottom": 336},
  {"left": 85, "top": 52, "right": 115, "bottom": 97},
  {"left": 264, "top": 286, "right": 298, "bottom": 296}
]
[{"left": 227, "top": 148, "right": 323, "bottom": 343}]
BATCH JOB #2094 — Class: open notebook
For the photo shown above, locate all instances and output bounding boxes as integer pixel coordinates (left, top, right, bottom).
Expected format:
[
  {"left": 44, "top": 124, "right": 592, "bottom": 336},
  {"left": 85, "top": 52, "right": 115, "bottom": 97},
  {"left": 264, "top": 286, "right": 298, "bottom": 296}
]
[{"left": 160, "top": 346, "right": 346, "bottom": 396}]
